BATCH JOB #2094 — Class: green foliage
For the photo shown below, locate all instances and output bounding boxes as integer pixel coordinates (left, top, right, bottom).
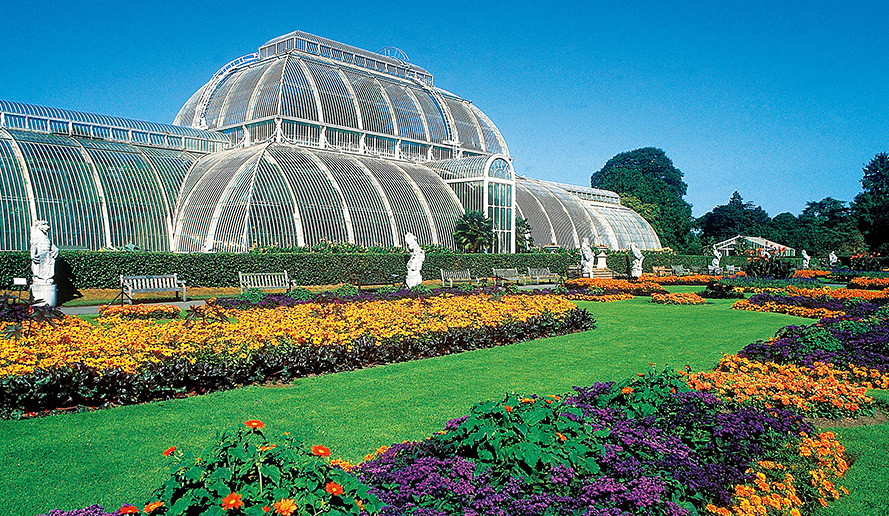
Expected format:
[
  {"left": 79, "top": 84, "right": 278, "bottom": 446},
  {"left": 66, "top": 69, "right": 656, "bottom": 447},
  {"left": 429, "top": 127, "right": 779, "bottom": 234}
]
[
  {"left": 592, "top": 365, "right": 693, "bottom": 420},
  {"left": 151, "top": 421, "right": 379, "bottom": 515},
  {"left": 330, "top": 284, "right": 360, "bottom": 298},
  {"left": 699, "top": 191, "right": 772, "bottom": 246},
  {"left": 285, "top": 288, "right": 315, "bottom": 301},
  {"left": 591, "top": 147, "right": 694, "bottom": 252},
  {"left": 515, "top": 216, "right": 533, "bottom": 253},
  {"left": 238, "top": 289, "right": 267, "bottom": 304},
  {"left": 434, "top": 394, "right": 606, "bottom": 484},
  {"left": 777, "top": 325, "right": 842, "bottom": 356},
  {"left": 452, "top": 210, "right": 494, "bottom": 253},
  {"left": 852, "top": 152, "right": 889, "bottom": 253},
  {"left": 744, "top": 256, "right": 795, "bottom": 279}
]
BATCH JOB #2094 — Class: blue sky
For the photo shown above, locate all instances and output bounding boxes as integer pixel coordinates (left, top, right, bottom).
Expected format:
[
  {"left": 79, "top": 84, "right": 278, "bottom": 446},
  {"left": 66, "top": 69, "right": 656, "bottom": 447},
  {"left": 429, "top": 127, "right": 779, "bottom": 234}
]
[{"left": 2, "top": 0, "right": 886, "bottom": 217}]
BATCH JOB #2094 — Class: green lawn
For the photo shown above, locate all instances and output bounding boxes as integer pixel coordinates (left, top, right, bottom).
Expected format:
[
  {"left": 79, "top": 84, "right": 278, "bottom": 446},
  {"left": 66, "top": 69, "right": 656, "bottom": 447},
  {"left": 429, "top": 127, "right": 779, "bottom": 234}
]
[{"left": 0, "top": 296, "right": 883, "bottom": 515}]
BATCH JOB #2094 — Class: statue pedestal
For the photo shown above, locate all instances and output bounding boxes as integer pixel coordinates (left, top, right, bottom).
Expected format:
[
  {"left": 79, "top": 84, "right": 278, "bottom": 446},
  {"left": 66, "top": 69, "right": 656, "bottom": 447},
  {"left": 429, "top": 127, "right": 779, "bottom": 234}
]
[{"left": 31, "top": 283, "right": 57, "bottom": 307}]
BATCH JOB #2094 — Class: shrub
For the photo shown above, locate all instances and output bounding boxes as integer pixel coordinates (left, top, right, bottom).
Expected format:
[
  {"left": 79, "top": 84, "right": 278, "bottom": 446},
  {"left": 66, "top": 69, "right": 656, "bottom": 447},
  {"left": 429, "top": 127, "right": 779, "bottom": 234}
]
[{"left": 150, "top": 420, "right": 380, "bottom": 515}]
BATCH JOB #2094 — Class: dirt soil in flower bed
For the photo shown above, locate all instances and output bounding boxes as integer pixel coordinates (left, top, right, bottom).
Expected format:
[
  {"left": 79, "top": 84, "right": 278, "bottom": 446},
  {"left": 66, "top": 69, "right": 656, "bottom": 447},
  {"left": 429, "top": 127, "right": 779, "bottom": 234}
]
[{"left": 806, "top": 407, "right": 889, "bottom": 428}]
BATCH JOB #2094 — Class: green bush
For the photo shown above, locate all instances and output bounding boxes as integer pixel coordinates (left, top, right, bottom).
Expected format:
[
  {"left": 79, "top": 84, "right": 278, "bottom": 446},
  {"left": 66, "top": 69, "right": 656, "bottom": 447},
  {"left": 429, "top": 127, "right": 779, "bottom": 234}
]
[{"left": 151, "top": 420, "right": 379, "bottom": 515}]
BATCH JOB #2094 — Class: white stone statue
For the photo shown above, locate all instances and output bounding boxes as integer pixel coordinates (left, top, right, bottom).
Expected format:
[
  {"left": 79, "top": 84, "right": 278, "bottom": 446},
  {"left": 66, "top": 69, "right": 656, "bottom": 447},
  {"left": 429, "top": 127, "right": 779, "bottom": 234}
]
[
  {"left": 404, "top": 232, "right": 425, "bottom": 288},
  {"left": 630, "top": 242, "right": 644, "bottom": 278},
  {"left": 30, "top": 220, "right": 59, "bottom": 306},
  {"left": 829, "top": 251, "right": 838, "bottom": 267},
  {"left": 30, "top": 220, "right": 59, "bottom": 284},
  {"left": 596, "top": 251, "right": 608, "bottom": 269},
  {"left": 708, "top": 244, "right": 722, "bottom": 275},
  {"left": 801, "top": 249, "right": 810, "bottom": 269},
  {"left": 580, "top": 237, "right": 595, "bottom": 277}
]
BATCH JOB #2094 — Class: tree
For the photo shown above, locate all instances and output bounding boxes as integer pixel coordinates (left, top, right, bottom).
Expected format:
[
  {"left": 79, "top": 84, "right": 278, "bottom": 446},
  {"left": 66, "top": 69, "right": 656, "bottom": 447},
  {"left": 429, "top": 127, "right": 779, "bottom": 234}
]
[
  {"left": 852, "top": 152, "right": 889, "bottom": 253},
  {"left": 453, "top": 210, "right": 494, "bottom": 253},
  {"left": 591, "top": 148, "right": 694, "bottom": 252},
  {"left": 515, "top": 216, "right": 534, "bottom": 252},
  {"left": 698, "top": 191, "right": 771, "bottom": 246},
  {"left": 794, "top": 197, "right": 864, "bottom": 255}
]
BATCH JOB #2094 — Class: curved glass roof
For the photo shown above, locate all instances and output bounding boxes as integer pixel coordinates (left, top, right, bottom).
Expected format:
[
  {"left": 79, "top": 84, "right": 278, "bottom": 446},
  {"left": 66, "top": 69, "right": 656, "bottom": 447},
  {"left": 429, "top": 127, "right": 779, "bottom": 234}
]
[
  {"left": 172, "top": 142, "right": 465, "bottom": 253},
  {"left": 174, "top": 31, "right": 508, "bottom": 160},
  {"left": 1, "top": 100, "right": 228, "bottom": 152},
  {"left": 0, "top": 127, "right": 201, "bottom": 251},
  {"left": 515, "top": 177, "right": 661, "bottom": 250}
]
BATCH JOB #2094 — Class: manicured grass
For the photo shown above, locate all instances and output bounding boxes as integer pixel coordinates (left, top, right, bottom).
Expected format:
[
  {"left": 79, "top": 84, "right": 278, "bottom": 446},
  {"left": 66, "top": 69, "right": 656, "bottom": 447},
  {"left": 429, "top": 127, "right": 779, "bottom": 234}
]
[
  {"left": 812, "top": 388, "right": 889, "bottom": 516},
  {"left": 0, "top": 296, "right": 860, "bottom": 515}
]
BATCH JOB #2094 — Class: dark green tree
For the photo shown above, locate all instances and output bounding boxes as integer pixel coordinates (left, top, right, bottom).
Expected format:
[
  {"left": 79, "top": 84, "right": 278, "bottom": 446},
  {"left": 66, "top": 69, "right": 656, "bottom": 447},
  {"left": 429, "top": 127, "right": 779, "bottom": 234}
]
[
  {"left": 453, "top": 210, "right": 494, "bottom": 253},
  {"left": 698, "top": 192, "right": 771, "bottom": 246},
  {"left": 515, "top": 216, "right": 534, "bottom": 252},
  {"left": 852, "top": 152, "right": 889, "bottom": 253},
  {"left": 794, "top": 197, "right": 864, "bottom": 255},
  {"left": 591, "top": 147, "right": 694, "bottom": 252}
]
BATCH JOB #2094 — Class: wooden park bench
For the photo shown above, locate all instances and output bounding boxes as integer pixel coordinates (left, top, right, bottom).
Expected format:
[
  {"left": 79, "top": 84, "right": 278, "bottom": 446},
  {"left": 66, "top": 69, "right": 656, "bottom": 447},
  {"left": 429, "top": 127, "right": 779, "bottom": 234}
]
[
  {"left": 238, "top": 271, "right": 295, "bottom": 294},
  {"left": 492, "top": 268, "right": 528, "bottom": 286},
  {"left": 527, "top": 267, "right": 561, "bottom": 285},
  {"left": 347, "top": 269, "right": 401, "bottom": 291},
  {"left": 670, "top": 264, "right": 693, "bottom": 276},
  {"left": 651, "top": 266, "right": 672, "bottom": 277},
  {"left": 112, "top": 274, "right": 187, "bottom": 305},
  {"left": 440, "top": 269, "right": 479, "bottom": 288}
]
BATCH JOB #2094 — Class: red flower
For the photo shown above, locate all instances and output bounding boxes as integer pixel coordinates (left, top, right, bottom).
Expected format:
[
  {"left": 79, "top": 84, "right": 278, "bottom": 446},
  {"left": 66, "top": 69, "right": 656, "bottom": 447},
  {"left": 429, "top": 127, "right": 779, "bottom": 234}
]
[
  {"left": 312, "top": 445, "right": 331, "bottom": 457},
  {"left": 143, "top": 501, "right": 164, "bottom": 514},
  {"left": 162, "top": 446, "right": 176, "bottom": 456},
  {"left": 325, "top": 481, "right": 345, "bottom": 496},
  {"left": 221, "top": 492, "right": 244, "bottom": 510},
  {"left": 504, "top": 405, "right": 513, "bottom": 412},
  {"left": 245, "top": 420, "right": 265, "bottom": 429},
  {"left": 120, "top": 506, "right": 139, "bottom": 515},
  {"left": 263, "top": 507, "right": 271, "bottom": 513}
]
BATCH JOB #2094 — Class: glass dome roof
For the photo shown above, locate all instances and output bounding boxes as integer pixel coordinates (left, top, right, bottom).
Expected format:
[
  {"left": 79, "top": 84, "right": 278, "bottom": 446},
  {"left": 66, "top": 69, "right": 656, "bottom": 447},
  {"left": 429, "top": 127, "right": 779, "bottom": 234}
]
[{"left": 174, "top": 31, "right": 508, "bottom": 160}]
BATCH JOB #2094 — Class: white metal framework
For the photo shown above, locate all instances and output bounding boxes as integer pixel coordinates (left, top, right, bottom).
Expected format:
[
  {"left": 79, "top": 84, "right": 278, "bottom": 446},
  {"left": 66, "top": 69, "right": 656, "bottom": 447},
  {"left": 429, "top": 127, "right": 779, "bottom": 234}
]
[{"left": 0, "top": 29, "right": 663, "bottom": 254}]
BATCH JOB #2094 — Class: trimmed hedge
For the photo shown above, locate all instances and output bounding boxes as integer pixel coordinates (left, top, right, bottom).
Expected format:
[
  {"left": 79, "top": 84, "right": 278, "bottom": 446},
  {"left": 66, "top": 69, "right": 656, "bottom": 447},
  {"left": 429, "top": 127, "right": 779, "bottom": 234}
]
[{"left": 0, "top": 250, "right": 776, "bottom": 289}]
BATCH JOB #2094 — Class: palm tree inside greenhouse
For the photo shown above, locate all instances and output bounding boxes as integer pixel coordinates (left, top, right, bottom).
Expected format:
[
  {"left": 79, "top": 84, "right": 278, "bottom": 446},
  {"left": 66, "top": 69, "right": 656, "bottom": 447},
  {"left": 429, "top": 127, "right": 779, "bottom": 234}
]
[{"left": 453, "top": 210, "right": 494, "bottom": 253}]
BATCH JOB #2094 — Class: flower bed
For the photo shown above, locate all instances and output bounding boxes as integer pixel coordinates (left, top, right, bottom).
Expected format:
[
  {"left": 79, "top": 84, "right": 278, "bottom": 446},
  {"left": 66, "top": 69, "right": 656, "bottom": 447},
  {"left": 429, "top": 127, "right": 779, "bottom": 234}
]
[
  {"left": 85, "top": 365, "right": 856, "bottom": 516},
  {"left": 564, "top": 278, "right": 667, "bottom": 296},
  {"left": 732, "top": 290, "right": 889, "bottom": 319},
  {"left": 97, "top": 304, "right": 182, "bottom": 320},
  {"left": 793, "top": 270, "right": 832, "bottom": 279},
  {"left": 687, "top": 355, "right": 875, "bottom": 418},
  {"left": 849, "top": 277, "right": 889, "bottom": 290},
  {"left": 651, "top": 292, "right": 707, "bottom": 305},
  {"left": 565, "top": 292, "right": 634, "bottom": 302},
  {"left": 641, "top": 273, "right": 725, "bottom": 285},
  {"left": 0, "top": 293, "right": 593, "bottom": 418}
]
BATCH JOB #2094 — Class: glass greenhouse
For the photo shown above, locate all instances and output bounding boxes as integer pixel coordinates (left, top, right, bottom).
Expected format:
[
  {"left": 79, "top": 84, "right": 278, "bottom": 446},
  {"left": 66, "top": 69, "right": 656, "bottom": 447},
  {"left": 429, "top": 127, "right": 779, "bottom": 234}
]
[{"left": 0, "top": 30, "right": 661, "bottom": 253}]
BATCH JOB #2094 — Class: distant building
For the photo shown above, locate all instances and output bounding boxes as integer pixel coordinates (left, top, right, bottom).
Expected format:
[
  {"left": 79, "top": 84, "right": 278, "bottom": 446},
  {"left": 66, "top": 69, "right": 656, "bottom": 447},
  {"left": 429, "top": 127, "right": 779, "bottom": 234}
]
[
  {"left": 714, "top": 235, "right": 796, "bottom": 257},
  {"left": 0, "top": 30, "right": 660, "bottom": 253}
]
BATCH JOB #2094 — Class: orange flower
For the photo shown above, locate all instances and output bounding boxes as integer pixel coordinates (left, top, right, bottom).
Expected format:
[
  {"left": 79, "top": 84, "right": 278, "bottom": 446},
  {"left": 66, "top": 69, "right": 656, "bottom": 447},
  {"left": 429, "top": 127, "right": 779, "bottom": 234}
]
[
  {"left": 312, "top": 445, "right": 331, "bottom": 457},
  {"left": 260, "top": 444, "right": 277, "bottom": 452},
  {"left": 221, "top": 492, "right": 244, "bottom": 510},
  {"left": 504, "top": 405, "right": 513, "bottom": 412},
  {"left": 143, "top": 501, "right": 164, "bottom": 514},
  {"left": 162, "top": 446, "right": 176, "bottom": 456},
  {"left": 273, "top": 498, "right": 298, "bottom": 516},
  {"left": 520, "top": 397, "right": 535, "bottom": 403},
  {"left": 245, "top": 420, "right": 265, "bottom": 429},
  {"left": 325, "top": 481, "right": 344, "bottom": 496},
  {"left": 355, "top": 499, "right": 365, "bottom": 510},
  {"left": 263, "top": 507, "right": 271, "bottom": 513},
  {"left": 120, "top": 506, "right": 139, "bottom": 515},
  {"left": 556, "top": 432, "right": 567, "bottom": 442},
  {"left": 621, "top": 387, "right": 633, "bottom": 394}
]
